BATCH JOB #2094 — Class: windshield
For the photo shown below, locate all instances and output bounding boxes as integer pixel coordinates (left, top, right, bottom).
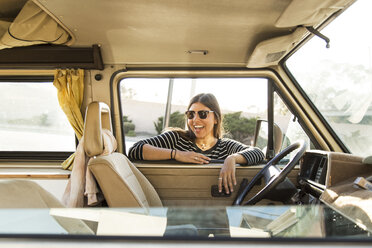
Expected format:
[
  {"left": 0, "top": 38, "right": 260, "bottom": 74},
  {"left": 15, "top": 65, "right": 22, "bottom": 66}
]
[
  {"left": 0, "top": 205, "right": 370, "bottom": 239},
  {"left": 286, "top": 0, "right": 372, "bottom": 157}
]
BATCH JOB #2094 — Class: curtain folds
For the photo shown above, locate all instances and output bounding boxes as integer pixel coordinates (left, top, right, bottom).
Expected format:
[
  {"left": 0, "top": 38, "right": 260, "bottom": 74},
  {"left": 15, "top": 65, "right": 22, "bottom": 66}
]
[{"left": 53, "top": 69, "right": 84, "bottom": 170}]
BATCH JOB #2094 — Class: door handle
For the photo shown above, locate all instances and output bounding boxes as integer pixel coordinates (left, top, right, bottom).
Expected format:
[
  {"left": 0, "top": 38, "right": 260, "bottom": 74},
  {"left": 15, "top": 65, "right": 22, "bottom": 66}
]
[{"left": 211, "top": 185, "right": 231, "bottom": 197}]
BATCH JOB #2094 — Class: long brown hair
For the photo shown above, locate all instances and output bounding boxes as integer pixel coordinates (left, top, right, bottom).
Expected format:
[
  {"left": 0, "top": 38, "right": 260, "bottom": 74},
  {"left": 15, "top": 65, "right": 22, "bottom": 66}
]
[{"left": 182, "top": 93, "right": 223, "bottom": 140}]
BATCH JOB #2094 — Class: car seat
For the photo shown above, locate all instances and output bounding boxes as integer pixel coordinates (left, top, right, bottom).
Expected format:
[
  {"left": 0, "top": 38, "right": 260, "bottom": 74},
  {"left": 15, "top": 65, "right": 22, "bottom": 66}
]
[{"left": 84, "top": 101, "right": 162, "bottom": 208}]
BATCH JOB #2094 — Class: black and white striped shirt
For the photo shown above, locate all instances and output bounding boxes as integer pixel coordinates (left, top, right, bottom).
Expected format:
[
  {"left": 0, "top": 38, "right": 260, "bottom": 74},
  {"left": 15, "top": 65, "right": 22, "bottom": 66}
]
[{"left": 128, "top": 131, "right": 264, "bottom": 165}]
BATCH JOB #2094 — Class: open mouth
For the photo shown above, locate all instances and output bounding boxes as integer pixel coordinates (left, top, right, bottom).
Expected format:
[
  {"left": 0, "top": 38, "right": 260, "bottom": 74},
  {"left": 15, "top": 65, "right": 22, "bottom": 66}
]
[{"left": 194, "top": 125, "right": 204, "bottom": 131}]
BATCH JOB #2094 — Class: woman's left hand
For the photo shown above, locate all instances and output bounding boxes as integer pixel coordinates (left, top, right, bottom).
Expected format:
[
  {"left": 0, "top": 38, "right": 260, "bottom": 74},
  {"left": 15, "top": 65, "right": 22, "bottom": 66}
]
[{"left": 218, "top": 155, "right": 238, "bottom": 194}]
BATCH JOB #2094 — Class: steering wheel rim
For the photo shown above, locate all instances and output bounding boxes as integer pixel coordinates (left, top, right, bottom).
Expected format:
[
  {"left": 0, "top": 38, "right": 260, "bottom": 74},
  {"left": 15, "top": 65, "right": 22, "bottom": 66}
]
[{"left": 233, "top": 140, "right": 307, "bottom": 206}]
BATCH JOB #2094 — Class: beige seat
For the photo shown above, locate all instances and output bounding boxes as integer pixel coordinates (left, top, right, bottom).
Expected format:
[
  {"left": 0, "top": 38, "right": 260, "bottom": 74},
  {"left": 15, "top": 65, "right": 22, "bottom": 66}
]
[
  {"left": 84, "top": 101, "right": 162, "bottom": 208},
  {"left": 0, "top": 179, "right": 64, "bottom": 208},
  {"left": 0, "top": 180, "right": 95, "bottom": 234}
]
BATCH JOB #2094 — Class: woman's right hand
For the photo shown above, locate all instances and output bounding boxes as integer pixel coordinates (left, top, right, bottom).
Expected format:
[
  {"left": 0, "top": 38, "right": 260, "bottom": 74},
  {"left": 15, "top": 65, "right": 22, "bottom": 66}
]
[{"left": 174, "top": 150, "right": 210, "bottom": 164}]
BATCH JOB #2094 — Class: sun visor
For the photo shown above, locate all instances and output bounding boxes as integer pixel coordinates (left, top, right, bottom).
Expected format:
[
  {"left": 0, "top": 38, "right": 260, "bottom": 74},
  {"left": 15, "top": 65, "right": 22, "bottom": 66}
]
[
  {"left": 0, "top": 0, "right": 74, "bottom": 50},
  {"left": 0, "top": 21, "right": 11, "bottom": 36},
  {"left": 275, "top": 0, "right": 353, "bottom": 28},
  {"left": 246, "top": 27, "right": 307, "bottom": 68}
]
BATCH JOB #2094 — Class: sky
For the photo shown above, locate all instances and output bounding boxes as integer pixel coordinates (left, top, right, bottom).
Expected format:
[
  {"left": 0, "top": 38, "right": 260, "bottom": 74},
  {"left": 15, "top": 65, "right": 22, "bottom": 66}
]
[{"left": 123, "top": 77, "right": 268, "bottom": 113}]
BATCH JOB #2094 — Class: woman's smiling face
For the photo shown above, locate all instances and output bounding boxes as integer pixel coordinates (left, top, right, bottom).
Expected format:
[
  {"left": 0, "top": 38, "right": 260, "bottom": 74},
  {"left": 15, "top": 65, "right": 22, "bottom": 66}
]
[{"left": 187, "top": 102, "right": 217, "bottom": 140}]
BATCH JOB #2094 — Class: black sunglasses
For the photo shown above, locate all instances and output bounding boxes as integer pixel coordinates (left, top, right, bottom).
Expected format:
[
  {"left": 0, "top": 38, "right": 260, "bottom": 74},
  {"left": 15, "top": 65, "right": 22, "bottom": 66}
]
[{"left": 185, "top": 110, "right": 214, "bottom": 119}]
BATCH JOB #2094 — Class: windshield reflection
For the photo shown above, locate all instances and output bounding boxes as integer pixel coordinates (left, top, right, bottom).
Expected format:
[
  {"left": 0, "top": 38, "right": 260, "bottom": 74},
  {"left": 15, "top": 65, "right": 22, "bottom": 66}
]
[{"left": 0, "top": 205, "right": 369, "bottom": 239}]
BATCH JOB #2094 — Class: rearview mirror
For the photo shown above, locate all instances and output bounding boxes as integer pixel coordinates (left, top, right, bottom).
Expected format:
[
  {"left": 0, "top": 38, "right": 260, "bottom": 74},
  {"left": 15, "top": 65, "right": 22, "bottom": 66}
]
[{"left": 253, "top": 120, "right": 283, "bottom": 157}]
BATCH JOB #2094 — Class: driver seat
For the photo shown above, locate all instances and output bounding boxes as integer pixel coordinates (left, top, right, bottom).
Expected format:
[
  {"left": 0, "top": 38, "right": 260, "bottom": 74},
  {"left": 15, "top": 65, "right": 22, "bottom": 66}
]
[{"left": 84, "top": 101, "right": 162, "bottom": 208}]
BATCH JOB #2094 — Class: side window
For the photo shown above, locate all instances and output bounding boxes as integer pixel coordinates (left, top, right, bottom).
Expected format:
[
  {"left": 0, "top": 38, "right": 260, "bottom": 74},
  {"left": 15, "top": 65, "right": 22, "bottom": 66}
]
[
  {"left": 120, "top": 78, "right": 170, "bottom": 152},
  {"left": 274, "top": 92, "right": 313, "bottom": 152},
  {"left": 250, "top": 91, "right": 313, "bottom": 160},
  {"left": 0, "top": 82, "right": 75, "bottom": 152},
  {"left": 120, "top": 78, "right": 268, "bottom": 153}
]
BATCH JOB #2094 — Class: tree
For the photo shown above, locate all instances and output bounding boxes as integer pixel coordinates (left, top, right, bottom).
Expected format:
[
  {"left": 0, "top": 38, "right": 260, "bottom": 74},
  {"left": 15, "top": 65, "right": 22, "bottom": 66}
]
[
  {"left": 223, "top": 112, "right": 257, "bottom": 144},
  {"left": 120, "top": 85, "right": 136, "bottom": 100},
  {"left": 154, "top": 111, "right": 185, "bottom": 134},
  {"left": 39, "top": 113, "right": 51, "bottom": 126},
  {"left": 123, "top": 115, "right": 136, "bottom": 136}
]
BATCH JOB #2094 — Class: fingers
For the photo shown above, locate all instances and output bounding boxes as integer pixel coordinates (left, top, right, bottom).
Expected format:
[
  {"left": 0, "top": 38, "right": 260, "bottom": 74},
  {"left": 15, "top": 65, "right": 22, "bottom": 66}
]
[
  {"left": 192, "top": 156, "right": 204, "bottom": 164},
  {"left": 191, "top": 153, "right": 210, "bottom": 164},
  {"left": 218, "top": 177, "right": 223, "bottom": 193},
  {"left": 218, "top": 174, "right": 233, "bottom": 194},
  {"left": 224, "top": 175, "right": 230, "bottom": 194},
  {"left": 199, "top": 154, "right": 211, "bottom": 163},
  {"left": 219, "top": 162, "right": 237, "bottom": 194},
  {"left": 177, "top": 151, "right": 210, "bottom": 164},
  {"left": 232, "top": 169, "right": 237, "bottom": 186}
]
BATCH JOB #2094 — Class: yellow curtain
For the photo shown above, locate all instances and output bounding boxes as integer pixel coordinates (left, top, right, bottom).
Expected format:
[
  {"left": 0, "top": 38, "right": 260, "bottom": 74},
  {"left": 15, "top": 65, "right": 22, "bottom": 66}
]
[{"left": 53, "top": 69, "right": 84, "bottom": 170}]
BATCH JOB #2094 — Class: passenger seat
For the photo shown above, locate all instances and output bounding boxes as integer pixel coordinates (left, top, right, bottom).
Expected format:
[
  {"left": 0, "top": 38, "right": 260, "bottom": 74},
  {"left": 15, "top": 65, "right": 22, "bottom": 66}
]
[{"left": 84, "top": 101, "right": 162, "bottom": 208}]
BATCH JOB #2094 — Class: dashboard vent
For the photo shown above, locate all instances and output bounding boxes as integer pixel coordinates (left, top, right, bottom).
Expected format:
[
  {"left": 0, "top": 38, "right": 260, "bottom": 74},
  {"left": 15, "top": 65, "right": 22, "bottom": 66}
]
[{"left": 300, "top": 153, "right": 328, "bottom": 185}]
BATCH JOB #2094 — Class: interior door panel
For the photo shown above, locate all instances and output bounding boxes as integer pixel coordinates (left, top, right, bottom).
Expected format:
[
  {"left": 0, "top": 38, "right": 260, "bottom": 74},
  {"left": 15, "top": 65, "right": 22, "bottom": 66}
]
[{"left": 136, "top": 163, "right": 299, "bottom": 206}]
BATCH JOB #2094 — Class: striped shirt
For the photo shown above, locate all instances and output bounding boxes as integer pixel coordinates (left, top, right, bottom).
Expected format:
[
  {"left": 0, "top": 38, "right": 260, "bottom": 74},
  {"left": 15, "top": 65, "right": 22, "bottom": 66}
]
[{"left": 128, "top": 131, "right": 265, "bottom": 165}]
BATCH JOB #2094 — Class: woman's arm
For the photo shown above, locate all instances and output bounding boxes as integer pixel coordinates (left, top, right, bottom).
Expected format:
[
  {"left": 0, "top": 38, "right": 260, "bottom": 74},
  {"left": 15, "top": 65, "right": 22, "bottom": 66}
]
[
  {"left": 143, "top": 144, "right": 210, "bottom": 164},
  {"left": 224, "top": 139, "right": 265, "bottom": 165},
  {"left": 218, "top": 153, "right": 246, "bottom": 194},
  {"left": 142, "top": 144, "right": 173, "bottom": 160},
  {"left": 218, "top": 139, "right": 265, "bottom": 194},
  {"left": 128, "top": 131, "right": 210, "bottom": 164},
  {"left": 238, "top": 147, "right": 265, "bottom": 165},
  {"left": 128, "top": 131, "right": 178, "bottom": 160}
]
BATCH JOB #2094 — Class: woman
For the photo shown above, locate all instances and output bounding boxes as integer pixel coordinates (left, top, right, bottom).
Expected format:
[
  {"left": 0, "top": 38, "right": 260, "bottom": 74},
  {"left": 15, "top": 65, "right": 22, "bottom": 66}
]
[{"left": 128, "top": 93, "right": 264, "bottom": 194}]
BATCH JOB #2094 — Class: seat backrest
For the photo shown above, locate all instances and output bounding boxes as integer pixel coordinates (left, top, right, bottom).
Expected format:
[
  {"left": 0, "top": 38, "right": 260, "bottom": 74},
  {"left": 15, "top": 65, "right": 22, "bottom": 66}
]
[
  {"left": 83, "top": 101, "right": 162, "bottom": 208},
  {"left": 0, "top": 180, "right": 95, "bottom": 234},
  {"left": 0, "top": 180, "right": 64, "bottom": 208}
]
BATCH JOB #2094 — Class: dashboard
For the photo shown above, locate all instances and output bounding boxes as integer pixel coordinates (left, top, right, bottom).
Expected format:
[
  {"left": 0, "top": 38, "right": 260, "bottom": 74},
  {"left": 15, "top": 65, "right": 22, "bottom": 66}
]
[
  {"left": 297, "top": 150, "right": 372, "bottom": 201},
  {"left": 299, "top": 152, "right": 328, "bottom": 185},
  {"left": 297, "top": 151, "right": 328, "bottom": 200}
]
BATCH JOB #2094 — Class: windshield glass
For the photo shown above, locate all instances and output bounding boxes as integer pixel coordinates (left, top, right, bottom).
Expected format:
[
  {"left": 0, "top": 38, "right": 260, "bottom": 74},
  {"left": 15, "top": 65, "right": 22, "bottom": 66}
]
[
  {"left": 0, "top": 205, "right": 370, "bottom": 238},
  {"left": 286, "top": 0, "right": 372, "bottom": 156}
]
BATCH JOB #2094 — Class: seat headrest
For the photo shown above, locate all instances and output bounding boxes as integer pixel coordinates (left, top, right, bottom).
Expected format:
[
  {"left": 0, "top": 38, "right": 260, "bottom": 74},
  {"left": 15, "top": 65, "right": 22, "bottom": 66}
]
[{"left": 84, "top": 101, "right": 113, "bottom": 157}]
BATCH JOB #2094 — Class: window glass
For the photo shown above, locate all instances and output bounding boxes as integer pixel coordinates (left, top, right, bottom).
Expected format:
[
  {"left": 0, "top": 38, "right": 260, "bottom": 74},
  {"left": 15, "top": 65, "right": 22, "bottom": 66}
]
[
  {"left": 120, "top": 78, "right": 268, "bottom": 153},
  {"left": 274, "top": 92, "right": 312, "bottom": 151},
  {"left": 286, "top": 0, "right": 372, "bottom": 156},
  {"left": 274, "top": 92, "right": 313, "bottom": 163},
  {"left": 0, "top": 205, "right": 369, "bottom": 238},
  {"left": 0, "top": 82, "right": 75, "bottom": 152},
  {"left": 254, "top": 92, "right": 312, "bottom": 161},
  {"left": 120, "top": 78, "right": 170, "bottom": 151}
]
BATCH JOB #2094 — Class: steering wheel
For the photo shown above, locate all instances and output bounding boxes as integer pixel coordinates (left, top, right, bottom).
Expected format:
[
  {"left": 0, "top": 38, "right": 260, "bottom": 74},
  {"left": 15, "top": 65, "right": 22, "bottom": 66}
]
[{"left": 233, "top": 140, "right": 307, "bottom": 205}]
